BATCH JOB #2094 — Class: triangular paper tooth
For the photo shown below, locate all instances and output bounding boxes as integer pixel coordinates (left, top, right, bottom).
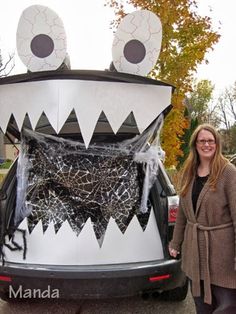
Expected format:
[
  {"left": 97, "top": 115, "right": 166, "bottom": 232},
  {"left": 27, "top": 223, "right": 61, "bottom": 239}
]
[
  {"left": 12, "top": 113, "right": 28, "bottom": 132},
  {"left": 74, "top": 106, "right": 101, "bottom": 148},
  {"left": 97, "top": 82, "right": 133, "bottom": 134},
  {"left": 123, "top": 214, "right": 144, "bottom": 237},
  {"left": 121, "top": 214, "right": 148, "bottom": 261},
  {"left": 59, "top": 80, "right": 102, "bottom": 147},
  {"left": 77, "top": 218, "right": 100, "bottom": 254},
  {"left": 4, "top": 219, "right": 44, "bottom": 263},
  {"left": 132, "top": 85, "right": 172, "bottom": 133},
  {"left": 42, "top": 110, "right": 58, "bottom": 134},
  {"left": 28, "top": 110, "right": 45, "bottom": 131},
  {"left": 100, "top": 218, "right": 125, "bottom": 263},
  {"left": 46, "top": 220, "right": 79, "bottom": 264},
  {"left": 142, "top": 209, "right": 164, "bottom": 259},
  {"left": 27, "top": 219, "right": 41, "bottom": 235},
  {"left": 122, "top": 209, "right": 164, "bottom": 261},
  {"left": 103, "top": 104, "right": 132, "bottom": 134},
  {"left": 17, "top": 217, "right": 29, "bottom": 231},
  {"left": 57, "top": 106, "right": 75, "bottom": 134},
  {"left": 55, "top": 220, "right": 77, "bottom": 240},
  {"left": 28, "top": 219, "right": 44, "bottom": 237},
  {"left": 104, "top": 108, "right": 131, "bottom": 135},
  {"left": 26, "top": 221, "right": 57, "bottom": 264}
]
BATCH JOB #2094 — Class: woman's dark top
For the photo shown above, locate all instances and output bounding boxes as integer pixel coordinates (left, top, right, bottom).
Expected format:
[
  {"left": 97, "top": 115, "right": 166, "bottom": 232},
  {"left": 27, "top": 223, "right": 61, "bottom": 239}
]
[{"left": 192, "top": 174, "right": 209, "bottom": 213}]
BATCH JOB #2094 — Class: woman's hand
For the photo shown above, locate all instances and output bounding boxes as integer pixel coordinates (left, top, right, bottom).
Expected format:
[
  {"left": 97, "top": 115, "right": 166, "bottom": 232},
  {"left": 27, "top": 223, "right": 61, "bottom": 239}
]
[{"left": 168, "top": 247, "right": 179, "bottom": 258}]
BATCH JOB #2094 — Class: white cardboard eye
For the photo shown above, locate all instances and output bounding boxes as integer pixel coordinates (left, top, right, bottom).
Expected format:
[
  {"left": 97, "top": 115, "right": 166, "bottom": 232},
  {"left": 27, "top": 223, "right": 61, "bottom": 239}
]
[
  {"left": 16, "top": 5, "right": 67, "bottom": 72},
  {"left": 112, "top": 10, "right": 162, "bottom": 76}
]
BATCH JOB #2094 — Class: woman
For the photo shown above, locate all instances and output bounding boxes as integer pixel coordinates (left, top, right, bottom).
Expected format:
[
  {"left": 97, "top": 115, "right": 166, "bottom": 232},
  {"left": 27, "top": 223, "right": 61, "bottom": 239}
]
[{"left": 169, "top": 124, "right": 236, "bottom": 314}]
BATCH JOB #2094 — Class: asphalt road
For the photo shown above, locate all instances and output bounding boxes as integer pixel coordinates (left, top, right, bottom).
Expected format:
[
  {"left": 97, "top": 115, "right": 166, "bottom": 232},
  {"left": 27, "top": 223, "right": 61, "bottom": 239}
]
[{"left": 0, "top": 290, "right": 196, "bottom": 314}]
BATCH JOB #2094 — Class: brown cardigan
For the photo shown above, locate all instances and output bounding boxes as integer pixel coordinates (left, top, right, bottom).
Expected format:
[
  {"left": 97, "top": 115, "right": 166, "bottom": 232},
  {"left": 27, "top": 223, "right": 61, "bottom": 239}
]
[{"left": 170, "top": 163, "right": 236, "bottom": 304}]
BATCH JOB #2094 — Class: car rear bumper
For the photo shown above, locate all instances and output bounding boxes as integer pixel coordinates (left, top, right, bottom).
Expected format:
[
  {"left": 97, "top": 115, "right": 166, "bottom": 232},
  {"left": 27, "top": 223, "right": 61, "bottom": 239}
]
[{"left": 0, "top": 258, "right": 186, "bottom": 299}]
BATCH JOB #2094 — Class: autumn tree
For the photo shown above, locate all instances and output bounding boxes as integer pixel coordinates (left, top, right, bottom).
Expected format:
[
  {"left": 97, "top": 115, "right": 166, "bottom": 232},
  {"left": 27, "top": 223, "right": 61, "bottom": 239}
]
[
  {"left": 217, "top": 83, "right": 236, "bottom": 130},
  {"left": 216, "top": 83, "right": 236, "bottom": 153},
  {"left": 105, "top": 0, "right": 220, "bottom": 167},
  {"left": 178, "top": 79, "right": 217, "bottom": 166},
  {"left": 185, "top": 79, "right": 217, "bottom": 124}
]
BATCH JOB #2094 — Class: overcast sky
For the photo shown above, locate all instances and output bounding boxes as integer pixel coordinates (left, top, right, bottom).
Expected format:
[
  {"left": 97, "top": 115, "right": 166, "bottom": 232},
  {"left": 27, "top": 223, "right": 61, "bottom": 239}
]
[
  {"left": 196, "top": 0, "right": 236, "bottom": 94},
  {"left": 0, "top": 0, "right": 235, "bottom": 95}
]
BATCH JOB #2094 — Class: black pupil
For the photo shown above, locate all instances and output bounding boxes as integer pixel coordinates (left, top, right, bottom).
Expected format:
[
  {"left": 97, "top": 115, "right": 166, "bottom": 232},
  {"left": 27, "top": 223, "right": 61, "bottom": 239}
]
[
  {"left": 31, "top": 34, "right": 54, "bottom": 58},
  {"left": 123, "top": 39, "right": 146, "bottom": 64}
]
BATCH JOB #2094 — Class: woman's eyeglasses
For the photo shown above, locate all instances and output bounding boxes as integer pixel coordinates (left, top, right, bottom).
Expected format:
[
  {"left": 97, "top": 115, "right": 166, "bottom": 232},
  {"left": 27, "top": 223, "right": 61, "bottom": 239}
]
[{"left": 196, "top": 139, "right": 216, "bottom": 145}]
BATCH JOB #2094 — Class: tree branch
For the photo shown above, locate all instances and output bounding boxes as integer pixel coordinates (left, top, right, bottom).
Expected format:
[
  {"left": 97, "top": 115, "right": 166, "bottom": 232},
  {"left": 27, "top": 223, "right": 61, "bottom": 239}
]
[{"left": 0, "top": 53, "right": 15, "bottom": 77}]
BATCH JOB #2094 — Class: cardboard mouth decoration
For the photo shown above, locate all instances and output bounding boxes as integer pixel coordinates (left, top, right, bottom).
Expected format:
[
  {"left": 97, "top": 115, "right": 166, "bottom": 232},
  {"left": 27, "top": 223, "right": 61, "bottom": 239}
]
[{"left": 0, "top": 5, "right": 173, "bottom": 265}]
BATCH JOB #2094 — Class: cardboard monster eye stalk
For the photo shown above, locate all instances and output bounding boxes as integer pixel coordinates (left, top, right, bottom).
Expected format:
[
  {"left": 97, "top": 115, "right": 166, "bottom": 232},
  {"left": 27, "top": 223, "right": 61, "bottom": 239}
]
[
  {"left": 16, "top": 5, "right": 67, "bottom": 72},
  {"left": 112, "top": 10, "right": 162, "bottom": 75},
  {"left": 0, "top": 5, "right": 173, "bottom": 265}
]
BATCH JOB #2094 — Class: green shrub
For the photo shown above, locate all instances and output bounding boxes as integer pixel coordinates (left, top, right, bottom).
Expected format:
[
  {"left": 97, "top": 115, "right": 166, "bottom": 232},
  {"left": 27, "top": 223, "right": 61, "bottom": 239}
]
[
  {"left": 0, "top": 160, "right": 13, "bottom": 169},
  {"left": 0, "top": 174, "right": 5, "bottom": 185}
]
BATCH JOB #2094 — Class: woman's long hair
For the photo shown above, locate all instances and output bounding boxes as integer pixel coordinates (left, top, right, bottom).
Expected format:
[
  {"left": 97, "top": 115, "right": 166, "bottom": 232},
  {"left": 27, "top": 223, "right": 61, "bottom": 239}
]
[{"left": 180, "top": 124, "right": 229, "bottom": 196}]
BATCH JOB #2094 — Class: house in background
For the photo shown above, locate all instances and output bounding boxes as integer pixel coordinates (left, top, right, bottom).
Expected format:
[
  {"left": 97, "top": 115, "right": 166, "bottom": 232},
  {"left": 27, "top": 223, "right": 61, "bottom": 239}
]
[{"left": 0, "top": 132, "right": 19, "bottom": 162}]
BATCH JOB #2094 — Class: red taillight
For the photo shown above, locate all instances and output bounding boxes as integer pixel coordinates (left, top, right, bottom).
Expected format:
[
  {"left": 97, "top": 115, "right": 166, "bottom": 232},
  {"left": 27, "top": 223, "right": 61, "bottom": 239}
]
[
  {"left": 0, "top": 275, "right": 12, "bottom": 282},
  {"left": 149, "top": 274, "right": 171, "bottom": 282},
  {"left": 168, "top": 204, "right": 178, "bottom": 223}
]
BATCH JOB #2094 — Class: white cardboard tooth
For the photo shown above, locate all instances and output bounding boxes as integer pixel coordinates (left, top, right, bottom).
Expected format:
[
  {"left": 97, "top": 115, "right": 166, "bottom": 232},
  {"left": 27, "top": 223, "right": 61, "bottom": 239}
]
[
  {"left": 49, "top": 220, "right": 79, "bottom": 264},
  {"left": 133, "top": 85, "right": 172, "bottom": 133},
  {"left": 13, "top": 113, "right": 27, "bottom": 132},
  {"left": 75, "top": 106, "right": 101, "bottom": 148},
  {"left": 17, "top": 218, "right": 29, "bottom": 231},
  {"left": 77, "top": 218, "right": 101, "bottom": 263},
  {"left": 142, "top": 208, "right": 164, "bottom": 259},
  {"left": 41, "top": 81, "right": 61, "bottom": 132},
  {"left": 43, "top": 110, "right": 58, "bottom": 134},
  {"left": 99, "top": 218, "right": 124, "bottom": 263},
  {"left": 28, "top": 110, "right": 45, "bottom": 131},
  {"left": 57, "top": 103, "right": 74, "bottom": 134},
  {"left": 4, "top": 220, "right": 42, "bottom": 263},
  {"left": 26, "top": 221, "right": 57, "bottom": 264},
  {"left": 101, "top": 83, "right": 132, "bottom": 134},
  {"left": 60, "top": 80, "right": 102, "bottom": 147},
  {"left": 122, "top": 210, "right": 163, "bottom": 262}
]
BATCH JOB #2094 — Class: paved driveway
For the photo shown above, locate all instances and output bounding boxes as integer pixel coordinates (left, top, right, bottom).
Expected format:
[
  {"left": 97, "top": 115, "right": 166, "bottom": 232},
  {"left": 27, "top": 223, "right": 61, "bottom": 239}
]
[{"left": 0, "top": 290, "right": 195, "bottom": 314}]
